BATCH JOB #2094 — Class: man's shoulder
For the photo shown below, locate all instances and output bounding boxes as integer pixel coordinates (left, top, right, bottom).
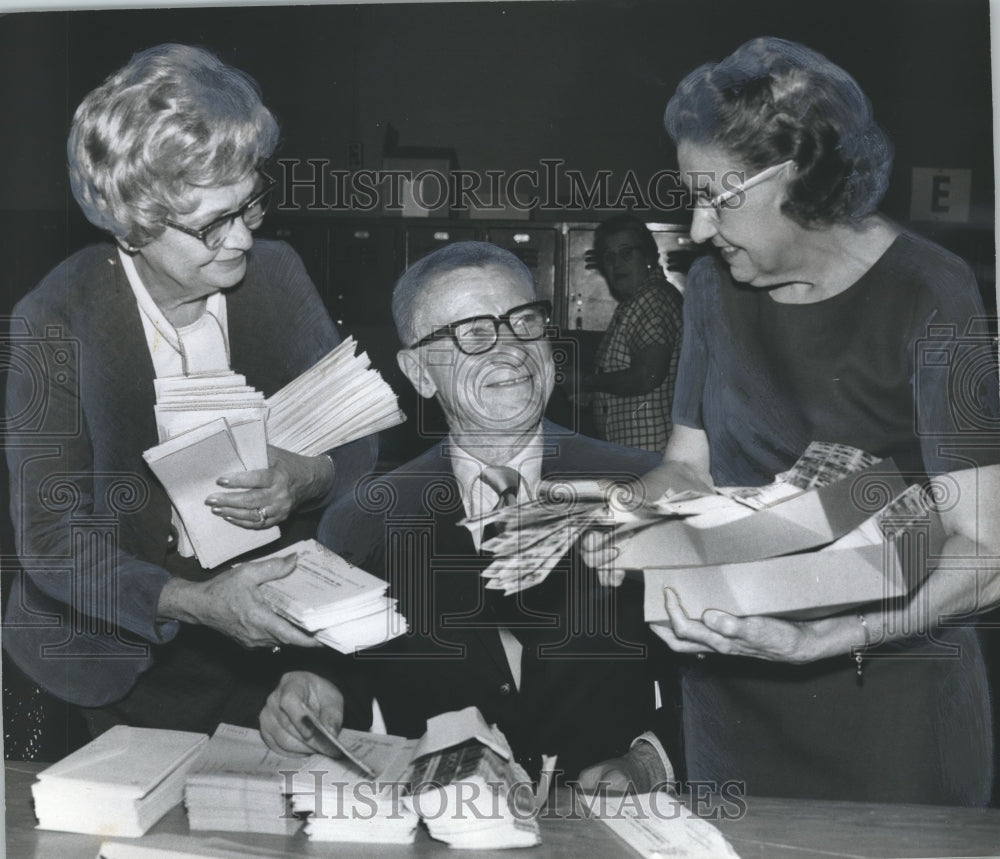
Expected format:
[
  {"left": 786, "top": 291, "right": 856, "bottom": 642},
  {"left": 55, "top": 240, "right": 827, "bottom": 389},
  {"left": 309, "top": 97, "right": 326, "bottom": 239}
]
[{"left": 319, "top": 442, "right": 455, "bottom": 549}]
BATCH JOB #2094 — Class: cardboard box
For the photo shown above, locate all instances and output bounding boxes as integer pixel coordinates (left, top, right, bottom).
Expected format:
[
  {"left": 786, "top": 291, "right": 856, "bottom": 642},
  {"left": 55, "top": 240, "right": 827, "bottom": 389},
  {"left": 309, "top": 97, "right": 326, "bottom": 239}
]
[
  {"left": 619, "top": 460, "right": 907, "bottom": 571},
  {"left": 644, "top": 489, "right": 945, "bottom": 621}
]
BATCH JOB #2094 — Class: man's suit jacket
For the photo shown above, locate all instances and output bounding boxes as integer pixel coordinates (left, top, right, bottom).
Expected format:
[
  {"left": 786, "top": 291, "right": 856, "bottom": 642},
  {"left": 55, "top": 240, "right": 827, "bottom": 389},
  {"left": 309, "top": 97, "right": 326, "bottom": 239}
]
[
  {"left": 318, "top": 421, "right": 664, "bottom": 779},
  {"left": 5, "top": 240, "right": 376, "bottom": 719}
]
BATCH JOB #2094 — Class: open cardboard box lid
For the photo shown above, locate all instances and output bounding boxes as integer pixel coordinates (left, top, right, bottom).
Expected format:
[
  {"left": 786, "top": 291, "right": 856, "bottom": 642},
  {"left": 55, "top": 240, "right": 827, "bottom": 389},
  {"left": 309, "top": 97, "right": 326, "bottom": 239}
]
[
  {"left": 644, "top": 485, "right": 945, "bottom": 621},
  {"left": 621, "top": 461, "right": 908, "bottom": 570}
]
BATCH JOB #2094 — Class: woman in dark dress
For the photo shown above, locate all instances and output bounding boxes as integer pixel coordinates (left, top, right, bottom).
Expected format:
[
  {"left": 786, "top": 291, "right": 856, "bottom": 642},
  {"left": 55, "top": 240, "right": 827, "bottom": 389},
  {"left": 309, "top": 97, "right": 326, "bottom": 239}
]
[{"left": 583, "top": 36, "right": 1000, "bottom": 805}]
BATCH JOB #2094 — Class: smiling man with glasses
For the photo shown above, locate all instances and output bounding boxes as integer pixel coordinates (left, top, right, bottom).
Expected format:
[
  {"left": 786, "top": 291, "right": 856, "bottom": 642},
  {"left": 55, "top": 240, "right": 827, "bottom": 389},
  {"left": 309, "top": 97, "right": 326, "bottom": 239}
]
[{"left": 260, "top": 241, "right": 679, "bottom": 786}]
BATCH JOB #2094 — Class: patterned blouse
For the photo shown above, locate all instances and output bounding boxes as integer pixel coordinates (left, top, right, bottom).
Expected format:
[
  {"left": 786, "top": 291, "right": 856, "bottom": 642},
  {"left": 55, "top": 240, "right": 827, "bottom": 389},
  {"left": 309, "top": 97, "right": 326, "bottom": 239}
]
[{"left": 592, "top": 269, "right": 684, "bottom": 452}]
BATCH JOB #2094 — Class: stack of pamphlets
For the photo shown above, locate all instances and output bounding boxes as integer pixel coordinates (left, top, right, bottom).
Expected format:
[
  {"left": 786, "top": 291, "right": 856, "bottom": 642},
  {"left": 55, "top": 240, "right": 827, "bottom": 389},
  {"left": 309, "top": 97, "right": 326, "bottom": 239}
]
[
  {"left": 142, "top": 338, "right": 405, "bottom": 569},
  {"left": 291, "top": 706, "right": 541, "bottom": 849},
  {"left": 185, "top": 722, "right": 330, "bottom": 836},
  {"left": 265, "top": 336, "right": 406, "bottom": 456},
  {"left": 32, "top": 725, "right": 207, "bottom": 838},
  {"left": 291, "top": 728, "right": 421, "bottom": 844},
  {"left": 406, "top": 708, "right": 541, "bottom": 849},
  {"left": 260, "top": 539, "right": 408, "bottom": 652},
  {"left": 144, "top": 416, "right": 280, "bottom": 569}
]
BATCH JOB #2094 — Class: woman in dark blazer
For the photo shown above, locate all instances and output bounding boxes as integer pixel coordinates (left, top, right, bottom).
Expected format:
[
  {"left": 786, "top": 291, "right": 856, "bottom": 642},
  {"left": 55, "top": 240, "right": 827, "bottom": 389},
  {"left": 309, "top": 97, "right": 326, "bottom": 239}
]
[{"left": 4, "top": 44, "right": 375, "bottom": 736}]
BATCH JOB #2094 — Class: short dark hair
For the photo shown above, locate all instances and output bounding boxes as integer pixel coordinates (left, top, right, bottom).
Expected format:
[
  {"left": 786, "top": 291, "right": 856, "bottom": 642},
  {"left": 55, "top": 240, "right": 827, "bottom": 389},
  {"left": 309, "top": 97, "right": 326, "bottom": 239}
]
[
  {"left": 391, "top": 241, "right": 536, "bottom": 346},
  {"left": 593, "top": 215, "right": 660, "bottom": 277},
  {"left": 664, "top": 37, "right": 893, "bottom": 225}
]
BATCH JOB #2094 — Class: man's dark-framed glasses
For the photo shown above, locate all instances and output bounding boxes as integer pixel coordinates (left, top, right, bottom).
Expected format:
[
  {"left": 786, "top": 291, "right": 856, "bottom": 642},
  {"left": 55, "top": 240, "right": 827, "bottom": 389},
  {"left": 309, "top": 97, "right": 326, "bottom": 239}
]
[
  {"left": 407, "top": 300, "right": 553, "bottom": 355},
  {"left": 165, "top": 174, "right": 277, "bottom": 251}
]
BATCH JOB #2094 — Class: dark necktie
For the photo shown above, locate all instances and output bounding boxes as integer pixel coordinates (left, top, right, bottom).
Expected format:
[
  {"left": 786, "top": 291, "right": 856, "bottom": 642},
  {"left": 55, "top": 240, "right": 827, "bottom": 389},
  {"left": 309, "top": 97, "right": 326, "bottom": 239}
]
[{"left": 481, "top": 465, "right": 520, "bottom": 544}]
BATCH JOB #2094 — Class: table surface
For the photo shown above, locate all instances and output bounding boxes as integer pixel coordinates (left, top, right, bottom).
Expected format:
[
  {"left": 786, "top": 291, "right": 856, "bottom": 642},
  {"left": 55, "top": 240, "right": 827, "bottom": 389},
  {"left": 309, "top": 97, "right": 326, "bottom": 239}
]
[{"left": 6, "top": 761, "right": 1000, "bottom": 858}]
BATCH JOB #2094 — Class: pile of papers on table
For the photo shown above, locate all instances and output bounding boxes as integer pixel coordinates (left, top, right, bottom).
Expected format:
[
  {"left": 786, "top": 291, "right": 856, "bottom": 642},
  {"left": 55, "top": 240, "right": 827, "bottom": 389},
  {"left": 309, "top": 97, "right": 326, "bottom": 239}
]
[
  {"left": 599, "top": 792, "right": 740, "bottom": 859},
  {"left": 259, "top": 539, "right": 408, "bottom": 652},
  {"left": 291, "top": 728, "right": 421, "bottom": 844},
  {"left": 32, "top": 725, "right": 207, "bottom": 838},
  {"left": 292, "top": 706, "right": 541, "bottom": 849},
  {"left": 184, "top": 722, "right": 316, "bottom": 836},
  {"left": 405, "top": 708, "right": 540, "bottom": 849}
]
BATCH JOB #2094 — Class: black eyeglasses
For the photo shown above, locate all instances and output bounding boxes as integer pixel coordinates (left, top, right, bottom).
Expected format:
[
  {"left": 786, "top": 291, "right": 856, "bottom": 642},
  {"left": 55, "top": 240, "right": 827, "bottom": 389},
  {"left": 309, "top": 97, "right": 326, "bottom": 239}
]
[
  {"left": 165, "top": 174, "right": 276, "bottom": 251},
  {"left": 407, "top": 300, "right": 552, "bottom": 355}
]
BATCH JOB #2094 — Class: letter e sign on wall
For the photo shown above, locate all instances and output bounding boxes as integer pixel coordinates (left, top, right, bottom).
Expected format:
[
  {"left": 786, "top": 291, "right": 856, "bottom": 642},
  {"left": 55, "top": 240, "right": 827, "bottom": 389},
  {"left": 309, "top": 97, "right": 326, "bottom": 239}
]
[{"left": 910, "top": 168, "right": 971, "bottom": 222}]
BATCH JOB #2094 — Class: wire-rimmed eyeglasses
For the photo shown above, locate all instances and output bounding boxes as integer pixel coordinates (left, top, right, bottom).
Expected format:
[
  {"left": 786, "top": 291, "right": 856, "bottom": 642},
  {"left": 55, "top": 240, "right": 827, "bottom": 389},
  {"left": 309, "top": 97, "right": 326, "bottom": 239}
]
[
  {"left": 406, "top": 300, "right": 552, "bottom": 355},
  {"left": 694, "top": 160, "right": 795, "bottom": 217}
]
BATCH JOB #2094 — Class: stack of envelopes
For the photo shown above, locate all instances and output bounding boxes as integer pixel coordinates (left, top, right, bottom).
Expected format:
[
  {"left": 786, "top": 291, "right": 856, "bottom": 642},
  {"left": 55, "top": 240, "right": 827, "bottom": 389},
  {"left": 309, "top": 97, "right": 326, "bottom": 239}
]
[
  {"left": 260, "top": 539, "right": 408, "bottom": 652},
  {"left": 291, "top": 728, "right": 421, "bottom": 844},
  {"left": 33, "top": 725, "right": 207, "bottom": 838},
  {"left": 265, "top": 336, "right": 406, "bottom": 456},
  {"left": 184, "top": 722, "right": 334, "bottom": 836},
  {"left": 406, "top": 708, "right": 541, "bottom": 849}
]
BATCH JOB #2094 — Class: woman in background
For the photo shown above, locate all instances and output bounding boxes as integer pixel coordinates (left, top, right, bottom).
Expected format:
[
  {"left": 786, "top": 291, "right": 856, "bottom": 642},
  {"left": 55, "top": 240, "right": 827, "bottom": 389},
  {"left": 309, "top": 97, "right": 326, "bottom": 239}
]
[
  {"left": 5, "top": 44, "right": 375, "bottom": 737},
  {"left": 584, "top": 215, "right": 683, "bottom": 452}
]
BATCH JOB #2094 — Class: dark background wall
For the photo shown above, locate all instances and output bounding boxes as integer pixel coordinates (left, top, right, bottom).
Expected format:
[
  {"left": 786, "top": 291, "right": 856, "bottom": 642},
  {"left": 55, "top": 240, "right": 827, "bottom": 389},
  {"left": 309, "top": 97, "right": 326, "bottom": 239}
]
[
  {"left": 0, "top": 0, "right": 995, "bottom": 302},
  {"left": 1, "top": 0, "right": 998, "bottom": 784}
]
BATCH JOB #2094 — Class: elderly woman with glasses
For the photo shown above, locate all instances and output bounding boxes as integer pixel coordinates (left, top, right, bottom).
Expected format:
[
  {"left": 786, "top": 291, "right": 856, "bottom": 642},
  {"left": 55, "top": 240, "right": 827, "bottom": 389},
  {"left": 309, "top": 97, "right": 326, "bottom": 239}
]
[
  {"left": 4, "top": 44, "right": 375, "bottom": 737},
  {"left": 583, "top": 215, "right": 684, "bottom": 452},
  {"left": 581, "top": 37, "right": 999, "bottom": 805}
]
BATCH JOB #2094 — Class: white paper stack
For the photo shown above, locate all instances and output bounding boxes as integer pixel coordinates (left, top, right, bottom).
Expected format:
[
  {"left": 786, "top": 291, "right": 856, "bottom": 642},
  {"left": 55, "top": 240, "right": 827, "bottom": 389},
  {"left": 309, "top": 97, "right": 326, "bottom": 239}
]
[
  {"left": 260, "top": 539, "right": 408, "bottom": 652},
  {"left": 32, "top": 725, "right": 207, "bottom": 838},
  {"left": 143, "top": 418, "right": 280, "bottom": 569},
  {"left": 406, "top": 709, "right": 541, "bottom": 849},
  {"left": 184, "top": 722, "right": 335, "bottom": 836},
  {"left": 599, "top": 793, "right": 741, "bottom": 858},
  {"left": 291, "top": 728, "right": 421, "bottom": 844},
  {"left": 265, "top": 336, "right": 406, "bottom": 456},
  {"left": 283, "top": 707, "right": 544, "bottom": 848},
  {"left": 153, "top": 372, "right": 267, "bottom": 452},
  {"left": 144, "top": 371, "right": 277, "bottom": 569}
]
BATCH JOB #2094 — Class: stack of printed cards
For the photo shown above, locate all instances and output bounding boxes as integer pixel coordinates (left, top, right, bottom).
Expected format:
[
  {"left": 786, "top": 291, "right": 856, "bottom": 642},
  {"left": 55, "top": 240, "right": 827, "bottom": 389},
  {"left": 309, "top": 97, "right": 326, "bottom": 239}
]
[
  {"left": 260, "top": 539, "right": 408, "bottom": 652},
  {"left": 144, "top": 417, "right": 280, "bottom": 568},
  {"left": 406, "top": 708, "right": 541, "bottom": 849},
  {"left": 291, "top": 729, "right": 421, "bottom": 844},
  {"left": 265, "top": 336, "right": 406, "bottom": 456},
  {"left": 33, "top": 726, "right": 207, "bottom": 838},
  {"left": 291, "top": 707, "right": 542, "bottom": 849},
  {"left": 185, "top": 722, "right": 331, "bottom": 836}
]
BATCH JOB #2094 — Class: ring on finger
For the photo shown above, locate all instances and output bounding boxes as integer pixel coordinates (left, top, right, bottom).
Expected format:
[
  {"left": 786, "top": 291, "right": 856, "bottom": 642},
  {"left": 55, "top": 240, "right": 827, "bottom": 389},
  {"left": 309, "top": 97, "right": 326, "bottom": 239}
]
[{"left": 257, "top": 506, "right": 267, "bottom": 524}]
